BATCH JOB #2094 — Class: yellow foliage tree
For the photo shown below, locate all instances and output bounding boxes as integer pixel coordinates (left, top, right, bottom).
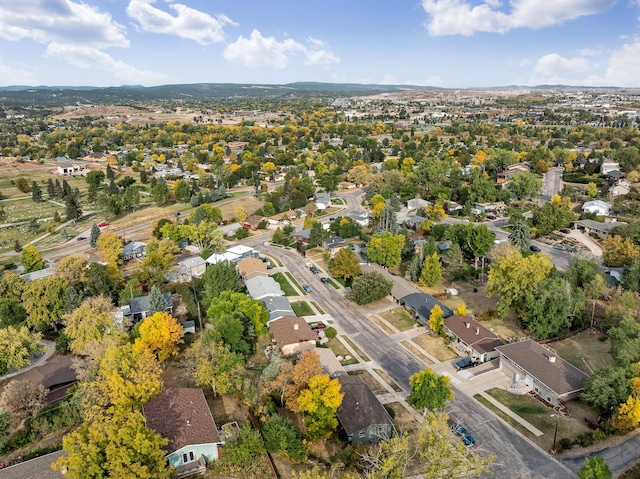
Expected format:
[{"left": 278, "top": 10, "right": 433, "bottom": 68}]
[
  {"left": 372, "top": 202, "right": 386, "bottom": 220},
  {"left": 96, "top": 231, "right": 124, "bottom": 266},
  {"left": 297, "top": 374, "right": 344, "bottom": 440},
  {"left": 134, "top": 312, "right": 184, "bottom": 362},
  {"left": 613, "top": 395, "right": 640, "bottom": 431},
  {"left": 455, "top": 304, "right": 467, "bottom": 316},
  {"left": 262, "top": 161, "right": 276, "bottom": 175},
  {"left": 428, "top": 305, "right": 444, "bottom": 334}
]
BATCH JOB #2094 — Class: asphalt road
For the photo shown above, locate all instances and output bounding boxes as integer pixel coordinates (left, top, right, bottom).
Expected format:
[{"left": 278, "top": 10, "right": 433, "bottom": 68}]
[
  {"left": 562, "top": 431, "right": 640, "bottom": 476},
  {"left": 259, "top": 242, "right": 574, "bottom": 479}
]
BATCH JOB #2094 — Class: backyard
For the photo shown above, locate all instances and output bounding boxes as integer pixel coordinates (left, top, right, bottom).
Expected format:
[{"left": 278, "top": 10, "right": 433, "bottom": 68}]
[{"left": 550, "top": 330, "right": 616, "bottom": 374}]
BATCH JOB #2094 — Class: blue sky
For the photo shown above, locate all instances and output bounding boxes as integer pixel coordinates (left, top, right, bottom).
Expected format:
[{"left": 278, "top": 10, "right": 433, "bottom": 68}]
[{"left": 0, "top": 0, "right": 639, "bottom": 88}]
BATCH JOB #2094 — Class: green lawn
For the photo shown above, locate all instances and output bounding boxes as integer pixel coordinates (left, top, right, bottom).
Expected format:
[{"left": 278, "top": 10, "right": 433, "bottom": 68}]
[
  {"left": 380, "top": 308, "right": 418, "bottom": 331},
  {"left": 291, "top": 301, "right": 314, "bottom": 316},
  {"left": 311, "top": 302, "right": 325, "bottom": 314},
  {"left": 270, "top": 272, "right": 298, "bottom": 296},
  {"left": 326, "top": 278, "right": 340, "bottom": 289},
  {"left": 551, "top": 331, "right": 616, "bottom": 373},
  {"left": 285, "top": 272, "right": 305, "bottom": 295}
]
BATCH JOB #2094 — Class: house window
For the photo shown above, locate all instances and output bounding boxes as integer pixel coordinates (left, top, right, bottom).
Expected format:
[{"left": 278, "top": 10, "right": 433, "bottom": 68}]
[
  {"left": 546, "top": 396, "right": 552, "bottom": 403},
  {"left": 359, "top": 431, "right": 366, "bottom": 437},
  {"left": 182, "top": 451, "right": 196, "bottom": 464},
  {"left": 534, "top": 387, "right": 539, "bottom": 394}
]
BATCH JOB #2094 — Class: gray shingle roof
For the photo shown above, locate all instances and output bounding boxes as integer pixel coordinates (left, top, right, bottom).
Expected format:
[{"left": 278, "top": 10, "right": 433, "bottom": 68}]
[
  {"left": 129, "top": 292, "right": 172, "bottom": 315},
  {"left": 400, "top": 293, "right": 453, "bottom": 324},
  {"left": 336, "top": 375, "right": 393, "bottom": 436}
]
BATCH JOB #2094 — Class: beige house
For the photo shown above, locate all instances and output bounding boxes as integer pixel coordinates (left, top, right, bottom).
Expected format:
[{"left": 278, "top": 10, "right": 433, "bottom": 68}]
[
  {"left": 237, "top": 257, "right": 267, "bottom": 281},
  {"left": 443, "top": 315, "right": 504, "bottom": 363},
  {"left": 269, "top": 316, "right": 317, "bottom": 356}
]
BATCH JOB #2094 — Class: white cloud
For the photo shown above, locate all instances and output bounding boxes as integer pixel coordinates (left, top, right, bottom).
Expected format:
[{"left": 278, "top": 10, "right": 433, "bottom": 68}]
[
  {"left": 529, "top": 53, "right": 591, "bottom": 84},
  {"left": 421, "top": 0, "right": 615, "bottom": 36},
  {"left": 576, "top": 47, "right": 602, "bottom": 56},
  {"left": 126, "top": 0, "right": 236, "bottom": 45},
  {"left": 223, "top": 30, "right": 339, "bottom": 69},
  {"left": 598, "top": 39, "right": 640, "bottom": 86},
  {"left": 0, "top": 55, "right": 37, "bottom": 85},
  {"left": 45, "top": 43, "right": 171, "bottom": 85},
  {"left": 0, "top": 0, "right": 128, "bottom": 48}
]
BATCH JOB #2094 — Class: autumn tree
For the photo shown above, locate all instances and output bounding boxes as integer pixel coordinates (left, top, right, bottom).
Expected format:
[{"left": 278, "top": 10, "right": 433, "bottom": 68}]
[
  {"left": 285, "top": 350, "right": 323, "bottom": 412},
  {"left": 428, "top": 305, "right": 444, "bottom": 335},
  {"left": 0, "top": 270, "right": 24, "bottom": 301},
  {"left": 408, "top": 368, "right": 453, "bottom": 411},
  {"left": 329, "top": 247, "right": 361, "bottom": 281},
  {"left": 63, "top": 295, "right": 127, "bottom": 357},
  {"left": 487, "top": 243, "right": 553, "bottom": 317},
  {"left": 136, "top": 239, "right": 178, "bottom": 289},
  {"left": 235, "top": 204, "right": 247, "bottom": 223},
  {"left": 179, "top": 221, "right": 224, "bottom": 253},
  {"left": 602, "top": 235, "right": 639, "bottom": 267},
  {"left": 22, "top": 276, "right": 68, "bottom": 330},
  {"left": 0, "top": 326, "right": 42, "bottom": 375},
  {"left": 55, "top": 256, "right": 89, "bottom": 289},
  {"left": 0, "top": 379, "right": 47, "bottom": 423},
  {"left": 297, "top": 374, "right": 344, "bottom": 440},
  {"left": 97, "top": 231, "right": 124, "bottom": 266},
  {"left": 134, "top": 312, "right": 184, "bottom": 362},
  {"left": 187, "top": 337, "right": 245, "bottom": 397},
  {"left": 420, "top": 252, "right": 442, "bottom": 287},
  {"left": 367, "top": 232, "right": 405, "bottom": 267},
  {"left": 20, "top": 245, "right": 43, "bottom": 273}
]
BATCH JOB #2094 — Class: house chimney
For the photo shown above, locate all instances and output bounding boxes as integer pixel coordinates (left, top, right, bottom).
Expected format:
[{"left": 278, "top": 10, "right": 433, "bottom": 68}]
[
  {"left": 356, "top": 402, "right": 359, "bottom": 410},
  {"left": 294, "top": 323, "right": 299, "bottom": 330},
  {"left": 187, "top": 420, "right": 191, "bottom": 426},
  {"left": 549, "top": 355, "right": 556, "bottom": 363},
  {"left": 475, "top": 327, "right": 480, "bottom": 335},
  {"left": 465, "top": 322, "right": 470, "bottom": 328}
]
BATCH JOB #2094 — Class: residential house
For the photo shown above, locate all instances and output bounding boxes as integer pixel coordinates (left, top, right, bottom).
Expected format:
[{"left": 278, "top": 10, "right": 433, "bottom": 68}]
[
  {"left": 399, "top": 293, "right": 453, "bottom": 326},
  {"left": 262, "top": 296, "right": 296, "bottom": 323},
  {"left": 497, "top": 162, "right": 530, "bottom": 187},
  {"left": 495, "top": 340, "right": 590, "bottom": 406},
  {"left": 407, "top": 198, "right": 432, "bottom": 211},
  {"left": 291, "top": 228, "right": 311, "bottom": 245},
  {"left": 314, "top": 347, "right": 346, "bottom": 378},
  {"left": 336, "top": 375, "right": 394, "bottom": 445},
  {"left": 206, "top": 251, "right": 240, "bottom": 265},
  {"left": 216, "top": 222, "right": 243, "bottom": 238},
  {"left": 405, "top": 215, "right": 427, "bottom": 231},
  {"left": 226, "top": 245, "right": 259, "bottom": 260},
  {"left": 601, "top": 160, "right": 621, "bottom": 177},
  {"left": 168, "top": 256, "right": 207, "bottom": 282},
  {"left": 0, "top": 451, "right": 65, "bottom": 479},
  {"left": 471, "top": 202, "right": 506, "bottom": 216},
  {"left": 243, "top": 215, "right": 265, "bottom": 231},
  {"left": 122, "top": 241, "right": 147, "bottom": 261},
  {"left": 268, "top": 316, "right": 318, "bottom": 356},
  {"left": 610, "top": 179, "right": 631, "bottom": 197},
  {"left": 442, "top": 315, "right": 504, "bottom": 363},
  {"left": 348, "top": 211, "right": 371, "bottom": 227},
  {"left": 322, "top": 236, "right": 347, "bottom": 257},
  {"left": 266, "top": 210, "right": 297, "bottom": 227},
  {"left": 118, "top": 292, "right": 173, "bottom": 324},
  {"left": 237, "top": 257, "right": 268, "bottom": 281},
  {"left": 582, "top": 200, "right": 613, "bottom": 216},
  {"left": 57, "top": 164, "right": 89, "bottom": 176},
  {"left": 83, "top": 152, "right": 108, "bottom": 162},
  {"left": 143, "top": 388, "right": 223, "bottom": 478},
  {"left": 245, "top": 276, "right": 283, "bottom": 300},
  {"left": 315, "top": 191, "right": 332, "bottom": 210},
  {"left": 20, "top": 268, "right": 55, "bottom": 281},
  {"left": 576, "top": 219, "right": 626, "bottom": 238}
]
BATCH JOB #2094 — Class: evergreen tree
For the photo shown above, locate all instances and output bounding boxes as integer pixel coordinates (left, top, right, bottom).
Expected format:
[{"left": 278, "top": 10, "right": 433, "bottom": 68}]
[
  {"left": 47, "top": 178, "right": 55, "bottom": 198},
  {"left": 148, "top": 286, "right": 168, "bottom": 314},
  {"left": 54, "top": 179, "right": 62, "bottom": 198},
  {"left": 31, "top": 181, "right": 42, "bottom": 202},
  {"left": 62, "top": 180, "right": 71, "bottom": 199},
  {"left": 308, "top": 222, "right": 324, "bottom": 248},
  {"left": 106, "top": 164, "right": 115, "bottom": 180},
  {"left": 406, "top": 251, "right": 423, "bottom": 281},
  {"left": 139, "top": 169, "right": 148, "bottom": 184},
  {"left": 65, "top": 194, "right": 82, "bottom": 221},
  {"left": 509, "top": 219, "right": 531, "bottom": 251},
  {"left": 90, "top": 224, "right": 101, "bottom": 248}
]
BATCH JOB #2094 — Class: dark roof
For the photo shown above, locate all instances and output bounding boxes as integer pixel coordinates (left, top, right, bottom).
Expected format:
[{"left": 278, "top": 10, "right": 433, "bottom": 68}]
[
  {"left": 495, "top": 340, "right": 590, "bottom": 396},
  {"left": 400, "top": 293, "right": 453, "bottom": 322},
  {"left": 323, "top": 236, "right": 346, "bottom": 248},
  {"left": 336, "top": 375, "right": 393, "bottom": 436},
  {"left": 129, "top": 292, "right": 172, "bottom": 315},
  {"left": 292, "top": 229, "right": 311, "bottom": 240},
  {"left": 443, "top": 315, "right": 504, "bottom": 354},
  {"left": 0, "top": 450, "right": 65, "bottom": 479},
  {"left": 269, "top": 316, "right": 318, "bottom": 347},
  {"left": 1, "top": 355, "right": 79, "bottom": 394},
  {"left": 143, "top": 388, "right": 221, "bottom": 453}
]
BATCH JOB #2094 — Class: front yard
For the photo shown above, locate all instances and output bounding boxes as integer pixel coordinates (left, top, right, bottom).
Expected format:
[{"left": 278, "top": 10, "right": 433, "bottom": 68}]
[
  {"left": 270, "top": 272, "right": 298, "bottom": 296},
  {"left": 412, "top": 333, "right": 457, "bottom": 361},
  {"left": 380, "top": 308, "right": 419, "bottom": 331}
]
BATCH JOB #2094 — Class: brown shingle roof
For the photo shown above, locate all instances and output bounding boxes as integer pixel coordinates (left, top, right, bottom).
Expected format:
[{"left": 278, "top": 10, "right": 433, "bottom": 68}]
[
  {"left": 443, "top": 315, "right": 504, "bottom": 354},
  {"left": 269, "top": 316, "right": 318, "bottom": 348},
  {"left": 496, "top": 340, "right": 590, "bottom": 396},
  {"left": 336, "top": 375, "right": 393, "bottom": 436},
  {"left": 143, "top": 388, "right": 221, "bottom": 453},
  {"left": 236, "top": 257, "right": 267, "bottom": 278},
  {"left": 0, "top": 355, "right": 78, "bottom": 393}
]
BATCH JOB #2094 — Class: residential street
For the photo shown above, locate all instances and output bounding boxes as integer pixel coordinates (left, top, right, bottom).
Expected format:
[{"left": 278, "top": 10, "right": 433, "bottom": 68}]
[
  {"left": 542, "top": 166, "right": 564, "bottom": 203},
  {"left": 259, "top": 242, "right": 574, "bottom": 479}
]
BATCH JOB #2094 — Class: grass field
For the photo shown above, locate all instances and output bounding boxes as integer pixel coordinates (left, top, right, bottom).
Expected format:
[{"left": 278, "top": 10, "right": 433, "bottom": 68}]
[
  {"left": 291, "top": 301, "right": 314, "bottom": 316},
  {"left": 323, "top": 338, "right": 358, "bottom": 366},
  {"left": 270, "top": 272, "right": 298, "bottom": 296},
  {"left": 380, "top": 308, "right": 418, "bottom": 331},
  {"left": 550, "top": 331, "right": 616, "bottom": 373},
  {"left": 311, "top": 301, "right": 324, "bottom": 314},
  {"left": 412, "top": 334, "right": 457, "bottom": 361},
  {"left": 284, "top": 272, "right": 305, "bottom": 294}
]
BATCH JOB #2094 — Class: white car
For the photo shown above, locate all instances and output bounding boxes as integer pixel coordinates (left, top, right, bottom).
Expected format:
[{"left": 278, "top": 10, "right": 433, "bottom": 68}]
[{"left": 446, "top": 288, "right": 459, "bottom": 296}]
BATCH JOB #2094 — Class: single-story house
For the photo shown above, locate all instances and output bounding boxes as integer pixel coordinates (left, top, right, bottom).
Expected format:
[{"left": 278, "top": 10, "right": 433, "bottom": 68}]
[
  {"left": 243, "top": 215, "right": 265, "bottom": 231},
  {"left": 496, "top": 340, "right": 591, "bottom": 407},
  {"left": 237, "top": 257, "right": 268, "bottom": 281},
  {"left": 399, "top": 293, "right": 453, "bottom": 326},
  {"left": 269, "top": 316, "right": 318, "bottom": 356},
  {"left": 167, "top": 256, "right": 207, "bottom": 283},
  {"left": 315, "top": 191, "right": 332, "bottom": 210},
  {"left": 497, "top": 163, "right": 530, "bottom": 187},
  {"left": 143, "top": 388, "right": 222, "bottom": 478},
  {"left": 245, "top": 276, "right": 283, "bottom": 300},
  {"left": 227, "top": 245, "right": 259, "bottom": 260},
  {"left": 406, "top": 215, "right": 427, "bottom": 231},
  {"left": 575, "top": 219, "right": 626, "bottom": 238},
  {"left": 122, "top": 241, "right": 147, "bottom": 261},
  {"left": 407, "top": 198, "right": 432, "bottom": 211},
  {"left": 119, "top": 292, "right": 173, "bottom": 324},
  {"left": 57, "top": 164, "right": 89, "bottom": 176},
  {"left": 610, "top": 179, "right": 631, "bottom": 197},
  {"left": 582, "top": 200, "right": 613, "bottom": 216},
  {"left": 20, "top": 267, "right": 55, "bottom": 281},
  {"left": 601, "top": 160, "right": 621, "bottom": 177},
  {"left": 83, "top": 152, "right": 108, "bottom": 162},
  {"left": 348, "top": 212, "right": 371, "bottom": 227},
  {"left": 206, "top": 251, "right": 241, "bottom": 265},
  {"left": 216, "top": 222, "right": 243, "bottom": 238},
  {"left": 291, "top": 229, "right": 311, "bottom": 245},
  {"left": 336, "top": 375, "right": 394, "bottom": 445},
  {"left": 0, "top": 450, "right": 65, "bottom": 479},
  {"left": 322, "top": 236, "right": 347, "bottom": 257},
  {"left": 266, "top": 209, "right": 297, "bottom": 226},
  {"left": 471, "top": 202, "right": 506, "bottom": 216},
  {"left": 262, "top": 296, "right": 296, "bottom": 323},
  {"left": 442, "top": 315, "right": 504, "bottom": 363}
]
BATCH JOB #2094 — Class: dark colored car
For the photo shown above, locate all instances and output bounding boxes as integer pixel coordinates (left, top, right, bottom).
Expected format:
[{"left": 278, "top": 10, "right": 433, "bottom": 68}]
[
  {"left": 560, "top": 228, "right": 571, "bottom": 234},
  {"left": 76, "top": 236, "right": 87, "bottom": 241},
  {"left": 454, "top": 357, "right": 478, "bottom": 371},
  {"left": 310, "top": 265, "right": 318, "bottom": 274},
  {"left": 320, "top": 277, "right": 329, "bottom": 284},
  {"left": 452, "top": 424, "right": 476, "bottom": 446},
  {"left": 529, "top": 244, "right": 541, "bottom": 253}
]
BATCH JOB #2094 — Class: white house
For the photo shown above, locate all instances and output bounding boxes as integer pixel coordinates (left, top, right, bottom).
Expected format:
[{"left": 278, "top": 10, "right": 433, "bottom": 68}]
[
  {"left": 582, "top": 200, "right": 613, "bottom": 216},
  {"left": 57, "top": 164, "right": 89, "bottom": 176},
  {"left": 407, "top": 198, "right": 432, "bottom": 211},
  {"left": 610, "top": 179, "right": 631, "bottom": 197},
  {"left": 601, "top": 161, "right": 621, "bottom": 176}
]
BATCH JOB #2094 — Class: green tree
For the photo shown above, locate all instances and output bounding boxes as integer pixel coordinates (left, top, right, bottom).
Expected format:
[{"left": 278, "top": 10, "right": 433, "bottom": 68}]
[
  {"left": 209, "top": 313, "right": 254, "bottom": 356},
  {"left": 419, "top": 252, "right": 441, "bottom": 287},
  {"left": 90, "top": 223, "right": 101, "bottom": 248},
  {"left": 202, "top": 261, "right": 244, "bottom": 307},
  {"left": 367, "top": 232, "right": 405, "bottom": 267},
  {"left": 532, "top": 196, "right": 576, "bottom": 236},
  {"left": 308, "top": 222, "right": 324, "bottom": 248},
  {"left": 179, "top": 221, "right": 224, "bottom": 253},
  {"left": 261, "top": 414, "right": 306, "bottom": 462},
  {"left": 566, "top": 259, "right": 601, "bottom": 290},
  {"left": 173, "top": 179, "right": 191, "bottom": 203},
  {"left": 506, "top": 171, "right": 543, "bottom": 199},
  {"left": 207, "top": 291, "right": 268, "bottom": 335},
  {"left": 31, "top": 181, "right": 43, "bottom": 202},
  {"left": 408, "top": 368, "right": 454, "bottom": 410},
  {"left": 0, "top": 326, "right": 42, "bottom": 375},
  {"left": 445, "top": 223, "right": 495, "bottom": 259},
  {"left": 610, "top": 316, "right": 640, "bottom": 367},
  {"left": 405, "top": 252, "right": 423, "bottom": 281},
  {"left": 148, "top": 285, "right": 169, "bottom": 314},
  {"left": 136, "top": 239, "right": 178, "bottom": 289},
  {"left": 581, "top": 367, "right": 630, "bottom": 413},
  {"left": 509, "top": 219, "right": 531, "bottom": 250},
  {"left": 0, "top": 298, "right": 27, "bottom": 327},
  {"left": 522, "top": 277, "right": 577, "bottom": 339},
  {"left": 187, "top": 337, "right": 245, "bottom": 397},
  {"left": 151, "top": 179, "right": 170, "bottom": 206},
  {"left": 214, "top": 421, "right": 270, "bottom": 477},
  {"left": 329, "top": 248, "right": 361, "bottom": 281},
  {"left": 65, "top": 193, "right": 82, "bottom": 221},
  {"left": 348, "top": 272, "right": 393, "bottom": 305},
  {"left": 446, "top": 242, "right": 466, "bottom": 279},
  {"left": 22, "top": 276, "right": 68, "bottom": 330},
  {"left": 578, "top": 456, "right": 612, "bottom": 479},
  {"left": 20, "top": 245, "right": 43, "bottom": 273}
]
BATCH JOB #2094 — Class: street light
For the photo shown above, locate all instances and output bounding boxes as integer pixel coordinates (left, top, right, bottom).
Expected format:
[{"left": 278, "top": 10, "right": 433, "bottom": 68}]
[{"left": 550, "top": 414, "right": 559, "bottom": 453}]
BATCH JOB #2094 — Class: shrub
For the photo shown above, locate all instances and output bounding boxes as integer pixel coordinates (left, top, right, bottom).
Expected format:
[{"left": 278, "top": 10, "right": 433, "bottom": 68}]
[
  {"left": 261, "top": 414, "right": 306, "bottom": 462},
  {"left": 325, "top": 327, "right": 337, "bottom": 339},
  {"left": 558, "top": 438, "right": 573, "bottom": 451}
]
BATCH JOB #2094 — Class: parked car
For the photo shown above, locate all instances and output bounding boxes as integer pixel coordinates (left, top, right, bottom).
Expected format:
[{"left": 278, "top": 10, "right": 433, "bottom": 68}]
[
  {"left": 454, "top": 357, "right": 478, "bottom": 371},
  {"left": 452, "top": 424, "right": 476, "bottom": 446},
  {"left": 320, "top": 277, "right": 329, "bottom": 284},
  {"left": 97, "top": 221, "right": 109, "bottom": 227},
  {"left": 560, "top": 228, "right": 571, "bottom": 234},
  {"left": 310, "top": 265, "right": 318, "bottom": 274},
  {"left": 76, "top": 236, "right": 87, "bottom": 241},
  {"left": 553, "top": 244, "right": 567, "bottom": 251},
  {"left": 529, "top": 244, "right": 541, "bottom": 253},
  {"left": 302, "top": 284, "right": 312, "bottom": 292},
  {"left": 310, "top": 323, "right": 327, "bottom": 331}
]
